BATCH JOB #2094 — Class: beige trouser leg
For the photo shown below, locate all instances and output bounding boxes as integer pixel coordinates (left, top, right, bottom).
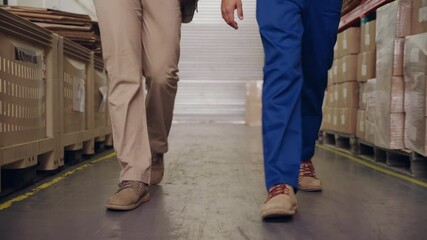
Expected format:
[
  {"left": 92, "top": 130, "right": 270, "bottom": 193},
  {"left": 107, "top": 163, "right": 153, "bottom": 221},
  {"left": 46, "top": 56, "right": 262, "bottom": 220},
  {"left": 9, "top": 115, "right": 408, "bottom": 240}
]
[
  {"left": 143, "top": 0, "right": 181, "bottom": 155},
  {"left": 94, "top": 0, "right": 181, "bottom": 183}
]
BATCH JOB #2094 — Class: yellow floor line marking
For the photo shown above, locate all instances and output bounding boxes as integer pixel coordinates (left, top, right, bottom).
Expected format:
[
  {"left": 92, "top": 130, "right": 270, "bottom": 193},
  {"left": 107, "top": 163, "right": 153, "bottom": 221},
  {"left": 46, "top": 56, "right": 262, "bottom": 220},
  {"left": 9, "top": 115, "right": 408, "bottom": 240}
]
[
  {"left": 0, "top": 152, "right": 117, "bottom": 211},
  {"left": 317, "top": 144, "right": 427, "bottom": 188}
]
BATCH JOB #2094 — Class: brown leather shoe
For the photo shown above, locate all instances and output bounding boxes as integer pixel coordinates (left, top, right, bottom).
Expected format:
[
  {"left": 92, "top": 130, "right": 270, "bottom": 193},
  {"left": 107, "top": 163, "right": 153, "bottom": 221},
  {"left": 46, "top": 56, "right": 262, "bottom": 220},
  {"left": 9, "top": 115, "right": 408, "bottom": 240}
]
[
  {"left": 106, "top": 181, "right": 150, "bottom": 211},
  {"left": 261, "top": 184, "right": 298, "bottom": 219},
  {"left": 299, "top": 160, "right": 322, "bottom": 191},
  {"left": 150, "top": 154, "right": 164, "bottom": 185}
]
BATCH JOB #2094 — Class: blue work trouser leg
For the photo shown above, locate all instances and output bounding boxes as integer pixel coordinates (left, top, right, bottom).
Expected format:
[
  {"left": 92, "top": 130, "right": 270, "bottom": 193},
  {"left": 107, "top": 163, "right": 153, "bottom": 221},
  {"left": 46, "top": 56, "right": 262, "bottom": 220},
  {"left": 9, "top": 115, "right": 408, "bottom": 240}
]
[
  {"left": 301, "top": 0, "right": 342, "bottom": 162},
  {"left": 257, "top": 0, "right": 342, "bottom": 190},
  {"left": 257, "top": 0, "right": 305, "bottom": 190}
]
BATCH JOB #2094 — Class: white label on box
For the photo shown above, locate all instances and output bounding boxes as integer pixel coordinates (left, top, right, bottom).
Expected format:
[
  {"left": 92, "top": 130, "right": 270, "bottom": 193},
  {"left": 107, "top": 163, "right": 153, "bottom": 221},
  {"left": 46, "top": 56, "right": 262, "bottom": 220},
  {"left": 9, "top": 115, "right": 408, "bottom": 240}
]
[
  {"left": 73, "top": 77, "right": 85, "bottom": 112},
  {"left": 343, "top": 62, "right": 347, "bottom": 73},
  {"left": 98, "top": 86, "right": 108, "bottom": 112},
  {"left": 365, "top": 35, "right": 370, "bottom": 46},
  {"left": 341, "top": 114, "right": 346, "bottom": 125},
  {"left": 343, "top": 39, "right": 348, "bottom": 49},
  {"left": 333, "top": 116, "right": 337, "bottom": 125},
  {"left": 334, "top": 91, "right": 338, "bottom": 101},
  {"left": 409, "top": 126, "right": 417, "bottom": 141},
  {"left": 362, "top": 64, "right": 367, "bottom": 76},
  {"left": 419, "top": 7, "right": 427, "bottom": 23},
  {"left": 333, "top": 65, "right": 338, "bottom": 75},
  {"left": 410, "top": 48, "right": 420, "bottom": 63},
  {"left": 343, "top": 87, "right": 347, "bottom": 99}
]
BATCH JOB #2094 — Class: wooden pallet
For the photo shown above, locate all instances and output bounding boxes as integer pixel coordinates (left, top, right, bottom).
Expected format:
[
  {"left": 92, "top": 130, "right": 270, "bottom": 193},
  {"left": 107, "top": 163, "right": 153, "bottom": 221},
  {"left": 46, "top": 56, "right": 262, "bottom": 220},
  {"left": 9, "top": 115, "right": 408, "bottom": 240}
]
[
  {"left": 355, "top": 140, "right": 427, "bottom": 178},
  {"left": 320, "top": 131, "right": 358, "bottom": 154},
  {"left": 318, "top": 131, "right": 427, "bottom": 179}
]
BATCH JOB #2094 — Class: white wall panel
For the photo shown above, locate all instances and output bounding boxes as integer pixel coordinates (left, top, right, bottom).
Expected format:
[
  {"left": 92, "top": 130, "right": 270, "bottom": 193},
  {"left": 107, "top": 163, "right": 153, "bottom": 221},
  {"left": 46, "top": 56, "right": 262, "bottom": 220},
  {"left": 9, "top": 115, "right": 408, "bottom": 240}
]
[{"left": 176, "top": 0, "right": 264, "bottom": 123}]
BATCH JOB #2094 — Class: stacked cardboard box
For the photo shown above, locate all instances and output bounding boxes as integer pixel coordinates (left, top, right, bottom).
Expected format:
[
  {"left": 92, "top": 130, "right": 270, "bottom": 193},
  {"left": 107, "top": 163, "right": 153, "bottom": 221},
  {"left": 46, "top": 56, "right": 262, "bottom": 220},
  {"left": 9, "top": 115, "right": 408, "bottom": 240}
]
[
  {"left": 2, "top": 6, "right": 101, "bottom": 54},
  {"left": 404, "top": 30, "right": 427, "bottom": 155},
  {"left": 245, "top": 81, "right": 263, "bottom": 127},
  {"left": 324, "top": 27, "right": 360, "bottom": 134},
  {"left": 323, "top": 82, "right": 359, "bottom": 134},
  {"left": 397, "top": 1, "right": 427, "bottom": 156},
  {"left": 356, "top": 17, "right": 377, "bottom": 142},
  {"left": 358, "top": 19, "right": 377, "bottom": 82},
  {"left": 374, "top": 0, "right": 411, "bottom": 149},
  {"left": 356, "top": 82, "right": 366, "bottom": 140},
  {"left": 364, "top": 79, "right": 378, "bottom": 144}
]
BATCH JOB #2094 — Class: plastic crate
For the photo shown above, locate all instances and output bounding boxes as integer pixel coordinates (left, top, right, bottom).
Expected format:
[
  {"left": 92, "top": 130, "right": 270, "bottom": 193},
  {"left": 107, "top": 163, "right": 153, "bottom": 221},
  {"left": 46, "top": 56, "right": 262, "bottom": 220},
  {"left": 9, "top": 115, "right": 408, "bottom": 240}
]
[
  {"left": 92, "top": 55, "right": 111, "bottom": 143},
  {"left": 59, "top": 37, "right": 94, "bottom": 154},
  {"left": 0, "top": 9, "right": 63, "bottom": 174}
]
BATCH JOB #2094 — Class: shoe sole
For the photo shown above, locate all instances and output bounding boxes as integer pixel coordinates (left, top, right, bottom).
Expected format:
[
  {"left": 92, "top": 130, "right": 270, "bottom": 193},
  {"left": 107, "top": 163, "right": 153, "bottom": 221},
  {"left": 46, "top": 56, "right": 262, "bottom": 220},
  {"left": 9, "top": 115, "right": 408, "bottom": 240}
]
[
  {"left": 105, "top": 193, "right": 151, "bottom": 211},
  {"left": 298, "top": 186, "right": 322, "bottom": 192},
  {"left": 261, "top": 207, "right": 297, "bottom": 219}
]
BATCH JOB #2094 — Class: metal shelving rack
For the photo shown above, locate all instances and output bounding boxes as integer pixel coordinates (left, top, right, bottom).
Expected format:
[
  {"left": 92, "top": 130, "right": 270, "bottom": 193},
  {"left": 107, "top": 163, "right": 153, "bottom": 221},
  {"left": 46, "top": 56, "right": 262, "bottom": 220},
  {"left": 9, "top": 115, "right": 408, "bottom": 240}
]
[{"left": 339, "top": 0, "right": 394, "bottom": 30}]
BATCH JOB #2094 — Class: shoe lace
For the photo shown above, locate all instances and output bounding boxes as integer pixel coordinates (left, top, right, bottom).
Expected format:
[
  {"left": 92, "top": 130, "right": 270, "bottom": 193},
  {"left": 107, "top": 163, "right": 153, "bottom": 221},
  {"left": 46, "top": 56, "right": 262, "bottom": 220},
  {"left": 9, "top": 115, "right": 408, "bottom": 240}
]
[
  {"left": 267, "top": 184, "right": 289, "bottom": 201},
  {"left": 117, "top": 181, "right": 143, "bottom": 194},
  {"left": 300, "top": 161, "right": 317, "bottom": 179}
]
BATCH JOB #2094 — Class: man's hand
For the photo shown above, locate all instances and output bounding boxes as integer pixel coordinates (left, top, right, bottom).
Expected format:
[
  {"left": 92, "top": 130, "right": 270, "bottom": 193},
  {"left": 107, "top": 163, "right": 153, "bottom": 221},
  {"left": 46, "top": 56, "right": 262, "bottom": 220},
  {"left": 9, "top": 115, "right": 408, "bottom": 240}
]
[{"left": 221, "top": 0, "right": 244, "bottom": 30}]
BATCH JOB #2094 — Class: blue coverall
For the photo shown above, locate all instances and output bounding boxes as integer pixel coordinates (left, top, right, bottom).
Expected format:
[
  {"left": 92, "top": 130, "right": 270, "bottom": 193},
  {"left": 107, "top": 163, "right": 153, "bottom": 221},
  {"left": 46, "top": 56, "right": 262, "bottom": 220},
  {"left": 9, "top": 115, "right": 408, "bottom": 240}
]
[{"left": 257, "top": 0, "right": 343, "bottom": 190}]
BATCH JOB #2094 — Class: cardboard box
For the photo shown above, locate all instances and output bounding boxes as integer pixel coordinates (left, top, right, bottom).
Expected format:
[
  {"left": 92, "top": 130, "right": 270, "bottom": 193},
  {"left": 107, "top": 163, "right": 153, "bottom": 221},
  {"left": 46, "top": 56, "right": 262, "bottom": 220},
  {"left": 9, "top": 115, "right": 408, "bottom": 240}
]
[
  {"left": 375, "top": 78, "right": 404, "bottom": 149},
  {"left": 246, "top": 81, "right": 263, "bottom": 103},
  {"left": 393, "top": 38, "right": 405, "bottom": 76},
  {"left": 361, "top": 20, "right": 377, "bottom": 52},
  {"left": 377, "top": 38, "right": 405, "bottom": 80},
  {"left": 245, "top": 81, "right": 263, "bottom": 126},
  {"left": 356, "top": 110, "right": 366, "bottom": 140},
  {"left": 333, "top": 58, "right": 341, "bottom": 84},
  {"left": 337, "top": 82, "right": 359, "bottom": 108},
  {"left": 340, "top": 55, "right": 358, "bottom": 83},
  {"left": 404, "top": 33, "right": 427, "bottom": 155},
  {"left": 329, "top": 59, "right": 340, "bottom": 85},
  {"left": 328, "top": 69, "right": 333, "bottom": 85},
  {"left": 325, "top": 84, "right": 338, "bottom": 107},
  {"left": 405, "top": 118, "right": 427, "bottom": 156},
  {"left": 376, "top": 0, "right": 412, "bottom": 40},
  {"left": 246, "top": 102, "right": 262, "bottom": 127},
  {"left": 374, "top": 113, "right": 405, "bottom": 149},
  {"left": 365, "top": 79, "right": 377, "bottom": 144},
  {"left": 333, "top": 41, "right": 340, "bottom": 60},
  {"left": 332, "top": 108, "right": 340, "bottom": 132},
  {"left": 412, "top": 0, "right": 427, "bottom": 34},
  {"left": 377, "top": 76, "right": 404, "bottom": 113},
  {"left": 335, "top": 33, "right": 343, "bottom": 59},
  {"left": 341, "top": 27, "right": 361, "bottom": 56},
  {"left": 339, "top": 108, "right": 358, "bottom": 134},
  {"left": 357, "top": 51, "right": 376, "bottom": 82},
  {"left": 359, "top": 82, "right": 367, "bottom": 110},
  {"left": 321, "top": 107, "right": 332, "bottom": 130}
]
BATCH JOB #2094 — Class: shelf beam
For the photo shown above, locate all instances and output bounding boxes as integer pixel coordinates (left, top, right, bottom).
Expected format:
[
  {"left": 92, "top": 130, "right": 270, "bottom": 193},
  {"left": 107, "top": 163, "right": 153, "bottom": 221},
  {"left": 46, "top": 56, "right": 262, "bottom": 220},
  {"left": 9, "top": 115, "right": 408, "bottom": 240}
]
[{"left": 339, "top": 0, "right": 394, "bottom": 30}]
